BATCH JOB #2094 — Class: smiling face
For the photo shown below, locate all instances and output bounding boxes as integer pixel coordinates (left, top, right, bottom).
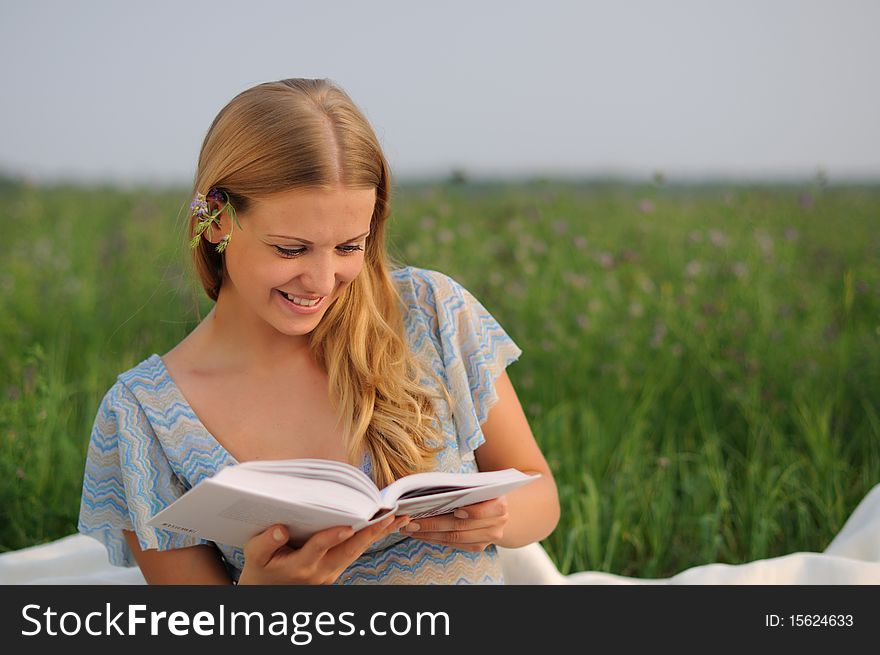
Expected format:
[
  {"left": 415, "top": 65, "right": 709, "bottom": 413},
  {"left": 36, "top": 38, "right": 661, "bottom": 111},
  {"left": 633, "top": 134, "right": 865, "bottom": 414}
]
[{"left": 212, "top": 185, "right": 376, "bottom": 341}]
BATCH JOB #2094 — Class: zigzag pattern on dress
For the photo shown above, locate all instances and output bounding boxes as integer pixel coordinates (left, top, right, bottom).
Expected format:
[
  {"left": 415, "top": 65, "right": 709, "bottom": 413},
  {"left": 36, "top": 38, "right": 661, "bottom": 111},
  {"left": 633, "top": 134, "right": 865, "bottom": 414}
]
[{"left": 79, "top": 266, "right": 520, "bottom": 584}]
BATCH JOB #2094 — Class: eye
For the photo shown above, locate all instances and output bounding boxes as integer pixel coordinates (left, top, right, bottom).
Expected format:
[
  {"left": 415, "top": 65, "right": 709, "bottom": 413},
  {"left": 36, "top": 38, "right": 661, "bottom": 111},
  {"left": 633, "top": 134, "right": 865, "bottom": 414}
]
[
  {"left": 274, "top": 246, "right": 306, "bottom": 258},
  {"left": 274, "top": 245, "right": 364, "bottom": 258}
]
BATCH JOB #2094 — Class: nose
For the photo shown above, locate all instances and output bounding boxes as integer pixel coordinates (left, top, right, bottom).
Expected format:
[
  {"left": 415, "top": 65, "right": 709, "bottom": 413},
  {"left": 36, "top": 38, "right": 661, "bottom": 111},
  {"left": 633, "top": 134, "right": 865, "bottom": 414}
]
[{"left": 297, "top": 252, "right": 337, "bottom": 297}]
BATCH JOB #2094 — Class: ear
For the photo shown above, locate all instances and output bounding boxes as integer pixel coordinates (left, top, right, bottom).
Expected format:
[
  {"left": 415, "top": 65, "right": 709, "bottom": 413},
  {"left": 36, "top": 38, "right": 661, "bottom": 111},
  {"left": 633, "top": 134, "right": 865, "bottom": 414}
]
[{"left": 204, "top": 196, "right": 231, "bottom": 245}]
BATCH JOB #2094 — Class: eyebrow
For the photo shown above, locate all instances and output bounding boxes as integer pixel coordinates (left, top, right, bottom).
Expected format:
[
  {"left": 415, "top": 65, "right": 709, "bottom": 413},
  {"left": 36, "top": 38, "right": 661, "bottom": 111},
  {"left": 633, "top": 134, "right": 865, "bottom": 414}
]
[{"left": 266, "top": 231, "right": 371, "bottom": 244}]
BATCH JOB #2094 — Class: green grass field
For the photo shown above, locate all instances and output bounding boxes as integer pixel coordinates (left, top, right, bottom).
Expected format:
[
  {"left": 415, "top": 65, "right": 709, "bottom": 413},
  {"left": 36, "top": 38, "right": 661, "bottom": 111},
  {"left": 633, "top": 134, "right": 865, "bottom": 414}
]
[{"left": 1, "top": 176, "right": 878, "bottom": 578}]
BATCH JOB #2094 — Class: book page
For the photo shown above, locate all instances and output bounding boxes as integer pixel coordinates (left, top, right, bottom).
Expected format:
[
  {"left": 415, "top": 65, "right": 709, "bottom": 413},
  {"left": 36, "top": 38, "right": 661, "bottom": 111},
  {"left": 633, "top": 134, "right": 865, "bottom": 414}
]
[
  {"left": 147, "top": 479, "right": 394, "bottom": 548},
  {"left": 235, "top": 459, "right": 381, "bottom": 504},
  {"left": 379, "top": 468, "right": 533, "bottom": 504},
  {"left": 209, "top": 467, "right": 380, "bottom": 517},
  {"left": 382, "top": 470, "right": 541, "bottom": 519}
]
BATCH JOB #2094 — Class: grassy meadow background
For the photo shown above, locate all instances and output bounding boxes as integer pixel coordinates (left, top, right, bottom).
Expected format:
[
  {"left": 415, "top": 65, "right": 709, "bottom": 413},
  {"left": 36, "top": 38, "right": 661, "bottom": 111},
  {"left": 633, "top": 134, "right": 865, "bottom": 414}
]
[{"left": 1, "top": 174, "right": 878, "bottom": 578}]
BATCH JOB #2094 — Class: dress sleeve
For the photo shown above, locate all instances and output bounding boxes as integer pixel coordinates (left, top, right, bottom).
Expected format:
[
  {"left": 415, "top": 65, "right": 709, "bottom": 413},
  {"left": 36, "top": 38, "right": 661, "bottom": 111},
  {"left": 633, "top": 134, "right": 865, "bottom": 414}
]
[
  {"left": 77, "top": 380, "right": 213, "bottom": 567},
  {"left": 421, "top": 269, "right": 523, "bottom": 459}
]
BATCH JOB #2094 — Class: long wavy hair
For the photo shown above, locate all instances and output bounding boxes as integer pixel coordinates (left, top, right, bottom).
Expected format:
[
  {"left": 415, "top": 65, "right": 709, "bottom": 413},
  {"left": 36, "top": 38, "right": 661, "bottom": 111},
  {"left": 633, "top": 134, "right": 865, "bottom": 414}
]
[{"left": 185, "top": 78, "right": 450, "bottom": 487}]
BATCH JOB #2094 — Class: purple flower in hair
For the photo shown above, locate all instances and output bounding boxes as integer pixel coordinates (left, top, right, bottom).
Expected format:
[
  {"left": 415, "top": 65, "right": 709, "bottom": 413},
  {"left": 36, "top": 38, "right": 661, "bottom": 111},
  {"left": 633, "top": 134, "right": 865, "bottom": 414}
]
[{"left": 189, "top": 187, "right": 240, "bottom": 252}]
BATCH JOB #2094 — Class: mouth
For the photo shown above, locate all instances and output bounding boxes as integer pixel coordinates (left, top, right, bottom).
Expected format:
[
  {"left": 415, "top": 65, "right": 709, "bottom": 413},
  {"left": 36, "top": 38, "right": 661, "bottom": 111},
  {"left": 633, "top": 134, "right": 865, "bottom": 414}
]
[
  {"left": 280, "top": 291, "right": 323, "bottom": 306},
  {"left": 276, "top": 289, "right": 327, "bottom": 313}
]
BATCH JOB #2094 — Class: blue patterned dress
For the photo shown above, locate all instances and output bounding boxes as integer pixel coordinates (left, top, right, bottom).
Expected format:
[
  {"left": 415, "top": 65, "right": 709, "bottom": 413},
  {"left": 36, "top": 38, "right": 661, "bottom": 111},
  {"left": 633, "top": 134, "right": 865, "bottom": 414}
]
[{"left": 78, "top": 266, "right": 522, "bottom": 584}]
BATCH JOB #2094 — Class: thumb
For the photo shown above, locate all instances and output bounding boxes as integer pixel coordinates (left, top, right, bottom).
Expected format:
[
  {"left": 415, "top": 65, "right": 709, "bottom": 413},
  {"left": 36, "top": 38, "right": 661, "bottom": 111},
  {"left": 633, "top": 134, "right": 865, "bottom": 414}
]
[{"left": 244, "top": 524, "right": 289, "bottom": 567}]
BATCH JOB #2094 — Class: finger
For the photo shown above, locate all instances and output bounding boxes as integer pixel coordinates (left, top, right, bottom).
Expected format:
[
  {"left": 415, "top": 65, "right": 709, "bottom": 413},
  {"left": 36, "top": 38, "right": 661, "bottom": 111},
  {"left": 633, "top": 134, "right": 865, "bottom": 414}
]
[
  {"left": 408, "top": 527, "right": 503, "bottom": 545},
  {"left": 451, "top": 496, "right": 509, "bottom": 520},
  {"left": 243, "top": 524, "right": 292, "bottom": 567},
  {"left": 330, "top": 515, "right": 407, "bottom": 562},
  {"left": 298, "top": 524, "right": 357, "bottom": 562},
  {"left": 402, "top": 514, "right": 501, "bottom": 533}
]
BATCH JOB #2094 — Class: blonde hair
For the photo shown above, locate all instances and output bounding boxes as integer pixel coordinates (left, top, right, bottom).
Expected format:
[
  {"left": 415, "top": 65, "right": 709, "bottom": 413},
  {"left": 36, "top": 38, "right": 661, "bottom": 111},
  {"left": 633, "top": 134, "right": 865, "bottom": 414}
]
[{"left": 185, "top": 78, "right": 451, "bottom": 487}]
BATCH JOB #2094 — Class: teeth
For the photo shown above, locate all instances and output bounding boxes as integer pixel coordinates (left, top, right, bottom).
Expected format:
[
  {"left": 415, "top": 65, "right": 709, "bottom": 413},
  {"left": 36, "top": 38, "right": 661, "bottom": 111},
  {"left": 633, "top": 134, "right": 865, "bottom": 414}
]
[{"left": 283, "top": 292, "right": 321, "bottom": 307}]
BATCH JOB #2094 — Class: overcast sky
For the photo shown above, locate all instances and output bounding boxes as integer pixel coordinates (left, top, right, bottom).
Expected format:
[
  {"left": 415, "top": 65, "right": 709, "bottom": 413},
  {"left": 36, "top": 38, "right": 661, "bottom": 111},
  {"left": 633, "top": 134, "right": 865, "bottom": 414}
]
[{"left": 2, "top": 0, "right": 879, "bottom": 185}]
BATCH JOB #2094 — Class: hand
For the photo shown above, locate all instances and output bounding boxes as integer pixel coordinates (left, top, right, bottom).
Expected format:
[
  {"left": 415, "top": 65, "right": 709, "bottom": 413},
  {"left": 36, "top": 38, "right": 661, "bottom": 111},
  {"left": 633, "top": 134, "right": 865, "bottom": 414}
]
[
  {"left": 402, "top": 496, "right": 509, "bottom": 552},
  {"left": 238, "top": 514, "right": 410, "bottom": 585}
]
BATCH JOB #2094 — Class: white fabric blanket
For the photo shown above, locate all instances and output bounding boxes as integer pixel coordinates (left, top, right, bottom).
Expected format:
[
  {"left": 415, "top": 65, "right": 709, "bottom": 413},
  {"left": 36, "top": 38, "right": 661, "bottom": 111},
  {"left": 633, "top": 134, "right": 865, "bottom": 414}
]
[{"left": 3, "top": 482, "right": 879, "bottom": 584}]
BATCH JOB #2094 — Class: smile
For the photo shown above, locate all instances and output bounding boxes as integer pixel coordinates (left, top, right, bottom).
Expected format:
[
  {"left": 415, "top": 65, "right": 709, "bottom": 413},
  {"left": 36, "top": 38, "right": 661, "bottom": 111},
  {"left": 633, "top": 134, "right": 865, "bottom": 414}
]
[{"left": 283, "top": 293, "right": 322, "bottom": 306}]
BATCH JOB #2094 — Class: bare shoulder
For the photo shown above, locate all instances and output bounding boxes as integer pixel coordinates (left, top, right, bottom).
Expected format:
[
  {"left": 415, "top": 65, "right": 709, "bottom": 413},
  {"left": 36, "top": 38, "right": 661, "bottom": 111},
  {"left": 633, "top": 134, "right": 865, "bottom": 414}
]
[{"left": 160, "top": 325, "right": 211, "bottom": 377}]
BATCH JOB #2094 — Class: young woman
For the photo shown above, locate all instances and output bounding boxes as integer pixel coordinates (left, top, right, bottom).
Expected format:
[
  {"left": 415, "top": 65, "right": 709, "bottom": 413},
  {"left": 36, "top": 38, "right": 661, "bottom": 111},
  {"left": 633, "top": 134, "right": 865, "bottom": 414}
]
[{"left": 78, "top": 78, "right": 559, "bottom": 584}]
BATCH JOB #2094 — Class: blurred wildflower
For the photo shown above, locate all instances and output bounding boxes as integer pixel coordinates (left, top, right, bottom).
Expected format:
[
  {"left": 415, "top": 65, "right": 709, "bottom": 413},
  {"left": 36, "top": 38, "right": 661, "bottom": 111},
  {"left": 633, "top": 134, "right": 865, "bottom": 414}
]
[
  {"left": 62, "top": 277, "right": 83, "bottom": 296},
  {"left": 552, "top": 219, "right": 569, "bottom": 235},
  {"left": 597, "top": 252, "right": 615, "bottom": 269},
  {"left": 685, "top": 260, "right": 702, "bottom": 278},
  {"left": 689, "top": 230, "right": 702, "bottom": 243},
  {"left": 532, "top": 240, "right": 548, "bottom": 255},
  {"left": 420, "top": 215, "right": 436, "bottom": 230},
  {"left": 650, "top": 321, "right": 667, "bottom": 348},
  {"left": 23, "top": 365, "right": 35, "bottom": 396},
  {"left": 489, "top": 271, "right": 505, "bottom": 287},
  {"left": 709, "top": 229, "right": 729, "bottom": 248},
  {"left": 732, "top": 262, "right": 748, "bottom": 279},
  {"left": 657, "top": 456, "right": 671, "bottom": 468},
  {"left": 784, "top": 226, "right": 799, "bottom": 242},
  {"left": 523, "top": 261, "right": 538, "bottom": 276},
  {"left": 576, "top": 314, "right": 591, "bottom": 331},
  {"left": 528, "top": 403, "right": 543, "bottom": 417},
  {"left": 618, "top": 249, "right": 638, "bottom": 264},
  {"left": 541, "top": 339, "right": 554, "bottom": 352},
  {"left": 437, "top": 228, "right": 455, "bottom": 244},
  {"left": 671, "top": 343, "right": 684, "bottom": 357},
  {"left": 563, "top": 272, "right": 589, "bottom": 289},
  {"left": 587, "top": 298, "right": 603, "bottom": 314},
  {"left": 505, "top": 281, "right": 526, "bottom": 299},
  {"left": 629, "top": 301, "right": 644, "bottom": 318},
  {"left": 573, "top": 236, "right": 588, "bottom": 250},
  {"left": 637, "top": 275, "right": 656, "bottom": 295},
  {"left": 824, "top": 322, "right": 839, "bottom": 342},
  {"left": 798, "top": 193, "right": 814, "bottom": 210},
  {"left": 754, "top": 228, "right": 774, "bottom": 257},
  {"left": 639, "top": 199, "right": 655, "bottom": 214}
]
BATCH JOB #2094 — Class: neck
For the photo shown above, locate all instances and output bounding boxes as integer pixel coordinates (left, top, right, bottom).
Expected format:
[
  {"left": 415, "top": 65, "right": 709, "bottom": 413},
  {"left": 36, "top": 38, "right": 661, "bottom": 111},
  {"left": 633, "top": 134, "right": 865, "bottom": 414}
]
[{"left": 204, "top": 286, "right": 314, "bottom": 372}]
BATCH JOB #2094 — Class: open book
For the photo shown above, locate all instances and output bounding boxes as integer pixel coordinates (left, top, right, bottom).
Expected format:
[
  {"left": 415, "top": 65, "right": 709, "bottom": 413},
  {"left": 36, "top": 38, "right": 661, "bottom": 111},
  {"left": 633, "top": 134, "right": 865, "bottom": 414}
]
[{"left": 147, "top": 459, "right": 541, "bottom": 548}]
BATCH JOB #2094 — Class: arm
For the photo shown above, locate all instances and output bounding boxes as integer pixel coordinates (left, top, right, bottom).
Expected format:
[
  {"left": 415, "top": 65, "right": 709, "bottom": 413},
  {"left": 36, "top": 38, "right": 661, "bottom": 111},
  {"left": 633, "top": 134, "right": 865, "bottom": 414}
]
[
  {"left": 473, "top": 370, "right": 560, "bottom": 547},
  {"left": 122, "top": 530, "right": 232, "bottom": 584},
  {"left": 404, "top": 370, "right": 560, "bottom": 549}
]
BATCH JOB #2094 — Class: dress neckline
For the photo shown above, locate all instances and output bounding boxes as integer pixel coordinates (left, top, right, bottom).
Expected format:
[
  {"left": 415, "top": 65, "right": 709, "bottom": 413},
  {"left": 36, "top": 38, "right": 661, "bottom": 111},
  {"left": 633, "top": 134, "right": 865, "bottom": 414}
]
[
  {"left": 146, "top": 353, "right": 371, "bottom": 474},
  {"left": 148, "top": 353, "right": 241, "bottom": 466}
]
